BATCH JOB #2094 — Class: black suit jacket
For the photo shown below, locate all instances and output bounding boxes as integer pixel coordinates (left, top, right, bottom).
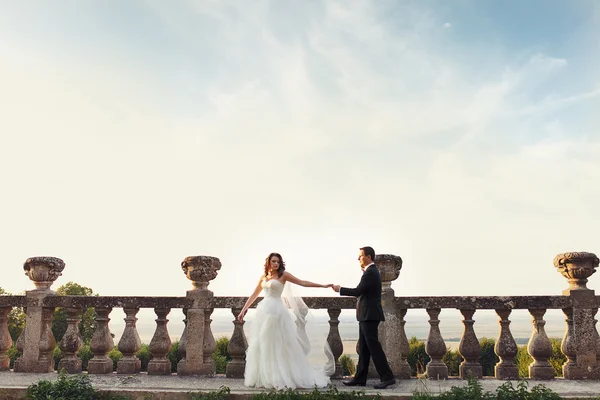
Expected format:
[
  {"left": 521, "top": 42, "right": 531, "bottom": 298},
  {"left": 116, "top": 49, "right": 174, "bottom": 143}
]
[{"left": 339, "top": 264, "right": 385, "bottom": 322}]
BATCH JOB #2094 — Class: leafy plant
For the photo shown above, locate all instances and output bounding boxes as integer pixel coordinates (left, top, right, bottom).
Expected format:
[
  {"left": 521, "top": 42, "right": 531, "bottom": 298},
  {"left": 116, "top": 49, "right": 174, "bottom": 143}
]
[
  {"left": 250, "top": 386, "right": 379, "bottom": 399},
  {"left": 191, "top": 385, "right": 231, "bottom": 400},
  {"left": 26, "top": 372, "right": 97, "bottom": 400},
  {"left": 339, "top": 354, "right": 356, "bottom": 376}
]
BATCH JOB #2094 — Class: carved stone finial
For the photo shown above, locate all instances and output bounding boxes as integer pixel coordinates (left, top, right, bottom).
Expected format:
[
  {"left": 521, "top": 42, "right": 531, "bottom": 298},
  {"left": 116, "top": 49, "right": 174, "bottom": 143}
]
[
  {"left": 23, "top": 256, "right": 65, "bottom": 291},
  {"left": 181, "top": 256, "right": 221, "bottom": 290},
  {"left": 375, "top": 254, "right": 402, "bottom": 290},
  {"left": 554, "top": 252, "right": 599, "bottom": 293}
]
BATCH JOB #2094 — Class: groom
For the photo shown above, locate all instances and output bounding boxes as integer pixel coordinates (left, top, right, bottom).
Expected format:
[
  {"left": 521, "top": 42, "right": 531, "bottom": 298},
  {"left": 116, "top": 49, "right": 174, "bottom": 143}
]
[{"left": 332, "top": 246, "right": 395, "bottom": 389}]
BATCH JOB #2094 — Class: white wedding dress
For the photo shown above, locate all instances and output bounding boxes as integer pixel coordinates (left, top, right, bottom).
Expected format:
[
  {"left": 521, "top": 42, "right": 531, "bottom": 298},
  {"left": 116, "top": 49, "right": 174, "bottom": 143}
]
[{"left": 244, "top": 279, "right": 331, "bottom": 390}]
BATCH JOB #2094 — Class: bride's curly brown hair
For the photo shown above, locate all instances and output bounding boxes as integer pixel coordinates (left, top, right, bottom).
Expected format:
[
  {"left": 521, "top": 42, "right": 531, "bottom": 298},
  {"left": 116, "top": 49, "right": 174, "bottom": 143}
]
[{"left": 264, "top": 252, "right": 286, "bottom": 279}]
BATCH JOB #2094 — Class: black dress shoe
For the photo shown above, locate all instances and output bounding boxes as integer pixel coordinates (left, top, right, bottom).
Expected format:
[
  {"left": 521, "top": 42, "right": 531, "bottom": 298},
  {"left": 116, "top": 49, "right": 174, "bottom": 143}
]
[
  {"left": 373, "top": 379, "right": 396, "bottom": 389},
  {"left": 342, "top": 379, "right": 366, "bottom": 386}
]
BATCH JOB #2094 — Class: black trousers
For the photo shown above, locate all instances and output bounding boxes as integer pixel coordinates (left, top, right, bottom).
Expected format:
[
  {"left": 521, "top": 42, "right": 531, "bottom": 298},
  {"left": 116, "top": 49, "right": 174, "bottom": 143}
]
[{"left": 354, "top": 321, "right": 394, "bottom": 382}]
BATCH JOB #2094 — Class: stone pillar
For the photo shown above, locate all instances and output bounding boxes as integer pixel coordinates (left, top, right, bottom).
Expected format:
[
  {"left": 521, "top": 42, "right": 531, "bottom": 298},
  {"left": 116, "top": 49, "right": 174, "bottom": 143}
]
[
  {"left": 148, "top": 307, "right": 172, "bottom": 375},
  {"left": 178, "top": 255, "right": 221, "bottom": 375},
  {"left": 176, "top": 308, "right": 188, "bottom": 374},
  {"left": 527, "top": 308, "right": 554, "bottom": 380},
  {"left": 58, "top": 307, "right": 83, "bottom": 374},
  {"left": 494, "top": 309, "right": 518, "bottom": 380},
  {"left": 425, "top": 308, "right": 448, "bottom": 380},
  {"left": 397, "top": 309, "right": 412, "bottom": 379},
  {"left": 14, "top": 256, "right": 64, "bottom": 373},
  {"left": 200, "top": 307, "right": 216, "bottom": 376},
  {"left": 117, "top": 307, "right": 142, "bottom": 374},
  {"left": 458, "top": 309, "right": 482, "bottom": 379},
  {"left": 376, "top": 254, "right": 403, "bottom": 377},
  {"left": 555, "top": 251, "right": 600, "bottom": 379},
  {"left": 0, "top": 307, "right": 13, "bottom": 371},
  {"left": 226, "top": 307, "right": 247, "bottom": 378},
  {"left": 87, "top": 307, "right": 115, "bottom": 374},
  {"left": 326, "top": 308, "right": 343, "bottom": 378},
  {"left": 562, "top": 308, "right": 577, "bottom": 379}
]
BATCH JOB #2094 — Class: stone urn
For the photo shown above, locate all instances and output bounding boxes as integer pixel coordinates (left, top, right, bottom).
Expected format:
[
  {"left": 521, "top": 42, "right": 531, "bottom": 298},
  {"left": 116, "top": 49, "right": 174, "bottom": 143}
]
[
  {"left": 23, "top": 256, "right": 65, "bottom": 291},
  {"left": 181, "top": 256, "right": 221, "bottom": 290},
  {"left": 375, "top": 254, "right": 403, "bottom": 291},
  {"left": 554, "top": 252, "right": 599, "bottom": 293}
]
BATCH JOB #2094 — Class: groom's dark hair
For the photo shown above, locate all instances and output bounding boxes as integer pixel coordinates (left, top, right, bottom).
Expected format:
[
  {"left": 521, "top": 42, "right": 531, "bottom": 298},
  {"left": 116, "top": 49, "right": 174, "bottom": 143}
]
[{"left": 360, "top": 246, "right": 376, "bottom": 261}]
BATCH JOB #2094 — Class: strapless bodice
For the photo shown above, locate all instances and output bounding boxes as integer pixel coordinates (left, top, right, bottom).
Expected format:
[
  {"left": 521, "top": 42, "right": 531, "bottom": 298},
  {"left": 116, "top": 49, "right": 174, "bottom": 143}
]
[{"left": 262, "top": 279, "right": 284, "bottom": 298}]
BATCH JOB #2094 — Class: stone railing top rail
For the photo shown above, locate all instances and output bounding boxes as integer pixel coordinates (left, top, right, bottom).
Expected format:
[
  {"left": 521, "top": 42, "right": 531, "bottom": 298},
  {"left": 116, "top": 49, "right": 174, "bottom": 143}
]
[{"left": 395, "top": 295, "right": 572, "bottom": 309}]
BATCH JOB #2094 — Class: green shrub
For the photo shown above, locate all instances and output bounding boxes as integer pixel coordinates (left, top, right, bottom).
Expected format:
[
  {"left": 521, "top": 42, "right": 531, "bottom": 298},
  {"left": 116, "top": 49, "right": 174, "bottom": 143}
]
[
  {"left": 136, "top": 343, "right": 151, "bottom": 372},
  {"left": 26, "top": 373, "right": 97, "bottom": 400},
  {"left": 213, "top": 353, "right": 228, "bottom": 374},
  {"left": 215, "top": 336, "right": 231, "bottom": 361},
  {"left": 250, "top": 386, "right": 379, "bottom": 399},
  {"left": 7, "top": 344, "right": 20, "bottom": 369},
  {"left": 479, "top": 338, "right": 499, "bottom": 376},
  {"left": 167, "top": 340, "right": 181, "bottom": 373},
  {"left": 190, "top": 386, "right": 230, "bottom": 400},
  {"left": 442, "top": 349, "right": 461, "bottom": 376},
  {"left": 52, "top": 346, "right": 63, "bottom": 370},
  {"left": 408, "top": 337, "right": 430, "bottom": 376},
  {"left": 339, "top": 354, "right": 356, "bottom": 376},
  {"left": 413, "top": 377, "right": 561, "bottom": 400},
  {"left": 108, "top": 347, "right": 123, "bottom": 371},
  {"left": 79, "top": 344, "right": 93, "bottom": 371}
]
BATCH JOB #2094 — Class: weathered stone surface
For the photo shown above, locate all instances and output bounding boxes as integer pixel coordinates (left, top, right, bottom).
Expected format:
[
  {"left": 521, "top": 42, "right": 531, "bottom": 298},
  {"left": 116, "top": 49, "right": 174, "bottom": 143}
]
[
  {"left": 554, "top": 252, "right": 599, "bottom": 293},
  {"left": 58, "top": 307, "right": 83, "bottom": 374},
  {"left": 0, "top": 307, "right": 13, "bottom": 371},
  {"left": 117, "top": 307, "right": 142, "bottom": 374},
  {"left": 23, "top": 257, "right": 65, "bottom": 292},
  {"left": 425, "top": 308, "right": 448, "bottom": 380},
  {"left": 88, "top": 307, "right": 114, "bottom": 374},
  {"left": 326, "top": 308, "right": 343, "bottom": 379},
  {"left": 395, "top": 296, "right": 571, "bottom": 310},
  {"left": 494, "top": 309, "right": 518, "bottom": 380},
  {"left": 148, "top": 308, "right": 172, "bottom": 375},
  {"left": 458, "top": 309, "right": 482, "bottom": 379},
  {"left": 181, "top": 256, "right": 221, "bottom": 291},
  {"left": 226, "top": 308, "right": 247, "bottom": 379},
  {"left": 528, "top": 309, "right": 554, "bottom": 380}
]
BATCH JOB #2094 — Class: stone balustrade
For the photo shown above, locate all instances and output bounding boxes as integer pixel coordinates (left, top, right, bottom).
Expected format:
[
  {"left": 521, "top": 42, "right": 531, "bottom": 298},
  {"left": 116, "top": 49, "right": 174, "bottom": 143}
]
[{"left": 0, "top": 252, "right": 599, "bottom": 382}]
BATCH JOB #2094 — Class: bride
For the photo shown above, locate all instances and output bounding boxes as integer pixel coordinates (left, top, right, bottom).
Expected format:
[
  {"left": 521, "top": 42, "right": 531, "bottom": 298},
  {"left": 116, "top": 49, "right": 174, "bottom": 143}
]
[{"left": 238, "top": 252, "right": 333, "bottom": 390}]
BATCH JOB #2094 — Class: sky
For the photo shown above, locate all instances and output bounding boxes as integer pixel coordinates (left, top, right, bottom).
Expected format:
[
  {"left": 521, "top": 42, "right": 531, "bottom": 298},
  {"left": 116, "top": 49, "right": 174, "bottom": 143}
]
[{"left": 1, "top": 0, "right": 599, "bottom": 301}]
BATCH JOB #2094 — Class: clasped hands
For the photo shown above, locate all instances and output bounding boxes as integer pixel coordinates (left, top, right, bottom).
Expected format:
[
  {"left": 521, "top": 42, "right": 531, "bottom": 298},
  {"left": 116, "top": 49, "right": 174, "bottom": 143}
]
[{"left": 322, "top": 284, "right": 341, "bottom": 292}]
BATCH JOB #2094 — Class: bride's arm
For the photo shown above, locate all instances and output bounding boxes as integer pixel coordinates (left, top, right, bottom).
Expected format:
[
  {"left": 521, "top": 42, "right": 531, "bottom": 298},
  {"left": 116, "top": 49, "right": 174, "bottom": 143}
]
[
  {"left": 238, "top": 277, "right": 264, "bottom": 322},
  {"left": 282, "top": 271, "right": 332, "bottom": 288}
]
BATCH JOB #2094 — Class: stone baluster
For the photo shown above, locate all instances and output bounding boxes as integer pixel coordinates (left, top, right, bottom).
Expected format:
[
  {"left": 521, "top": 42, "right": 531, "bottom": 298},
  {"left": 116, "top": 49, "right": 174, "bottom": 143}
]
[
  {"left": 177, "top": 309, "right": 188, "bottom": 374},
  {"left": 459, "top": 309, "right": 482, "bottom": 379},
  {"left": 376, "top": 254, "right": 403, "bottom": 378},
  {"left": 527, "top": 308, "right": 554, "bottom": 380},
  {"left": 148, "top": 307, "right": 172, "bottom": 375},
  {"left": 326, "top": 308, "right": 343, "bottom": 378},
  {"left": 200, "top": 307, "right": 216, "bottom": 376},
  {"left": 179, "top": 255, "right": 221, "bottom": 376},
  {"left": 397, "top": 309, "right": 412, "bottom": 379},
  {"left": 561, "top": 307, "right": 577, "bottom": 379},
  {"left": 425, "top": 308, "right": 448, "bottom": 380},
  {"left": 226, "top": 307, "right": 247, "bottom": 378},
  {"left": 117, "top": 307, "right": 142, "bottom": 374},
  {"left": 15, "top": 309, "right": 25, "bottom": 360},
  {"left": 555, "top": 251, "right": 599, "bottom": 378},
  {"left": 0, "top": 307, "right": 13, "bottom": 371},
  {"left": 88, "top": 307, "right": 115, "bottom": 374},
  {"left": 494, "top": 308, "right": 518, "bottom": 379},
  {"left": 14, "top": 257, "right": 63, "bottom": 373},
  {"left": 58, "top": 307, "right": 83, "bottom": 374},
  {"left": 37, "top": 307, "right": 56, "bottom": 372}
]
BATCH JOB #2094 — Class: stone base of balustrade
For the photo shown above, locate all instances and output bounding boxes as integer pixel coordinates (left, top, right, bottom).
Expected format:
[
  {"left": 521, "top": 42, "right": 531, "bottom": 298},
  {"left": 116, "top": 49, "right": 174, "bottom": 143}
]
[
  {"left": 426, "top": 362, "right": 448, "bottom": 380},
  {"left": 199, "top": 361, "right": 215, "bottom": 376},
  {"left": 563, "top": 363, "right": 600, "bottom": 380},
  {"left": 13, "top": 358, "right": 54, "bottom": 373},
  {"left": 117, "top": 357, "right": 141, "bottom": 374},
  {"left": 148, "top": 359, "right": 172, "bottom": 375},
  {"left": 460, "top": 363, "right": 483, "bottom": 379},
  {"left": 58, "top": 358, "right": 82, "bottom": 374},
  {"left": 495, "top": 363, "right": 519, "bottom": 380},
  {"left": 88, "top": 358, "right": 114, "bottom": 374},
  {"left": 396, "top": 363, "right": 412, "bottom": 379},
  {"left": 225, "top": 361, "right": 246, "bottom": 379},
  {"left": 330, "top": 364, "right": 343, "bottom": 380},
  {"left": 529, "top": 363, "right": 555, "bottom": 380}
]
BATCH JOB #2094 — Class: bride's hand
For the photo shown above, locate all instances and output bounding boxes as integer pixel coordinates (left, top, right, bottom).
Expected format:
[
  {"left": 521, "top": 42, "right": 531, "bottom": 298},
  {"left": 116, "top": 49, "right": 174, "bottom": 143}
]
[
  {"left": 238, "top": 309, "right": 247, "bottom": 323},
  {"left": 322, "top": 284, "right": 333, "bottom": 288}
]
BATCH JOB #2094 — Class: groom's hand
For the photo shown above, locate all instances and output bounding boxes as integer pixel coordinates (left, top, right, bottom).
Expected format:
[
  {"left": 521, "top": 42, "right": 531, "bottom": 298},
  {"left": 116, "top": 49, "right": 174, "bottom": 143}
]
[{"left": 332, "top": 285, "right": 341, "bottom": 292}]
